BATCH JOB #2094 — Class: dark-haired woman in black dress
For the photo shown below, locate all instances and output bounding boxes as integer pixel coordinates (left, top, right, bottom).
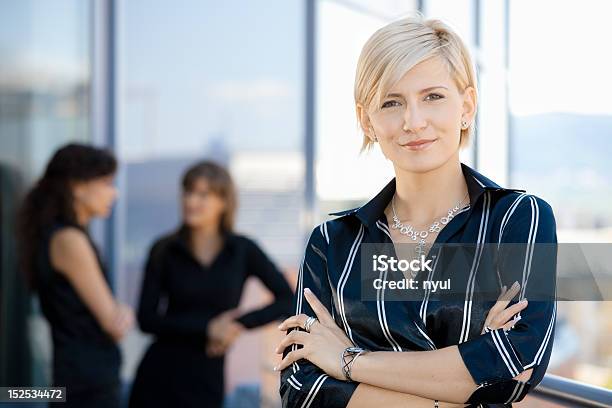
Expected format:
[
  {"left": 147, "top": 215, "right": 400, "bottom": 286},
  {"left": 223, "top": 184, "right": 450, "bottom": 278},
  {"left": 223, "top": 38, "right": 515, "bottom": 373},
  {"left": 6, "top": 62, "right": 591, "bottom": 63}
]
[
  {"left": 129, "top": 160, "right": 293, "bottom": 408},
  {"left": 17, "top": 144, "right": 134, "bottom": 407}
]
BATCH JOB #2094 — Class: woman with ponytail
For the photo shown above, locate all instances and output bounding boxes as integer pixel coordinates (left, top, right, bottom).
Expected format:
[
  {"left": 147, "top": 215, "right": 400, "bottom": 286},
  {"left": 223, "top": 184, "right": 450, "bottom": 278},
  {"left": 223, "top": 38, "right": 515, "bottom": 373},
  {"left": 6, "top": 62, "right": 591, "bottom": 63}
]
[{"left": 17, "top": 143, "right": 134, "bottom": 408}]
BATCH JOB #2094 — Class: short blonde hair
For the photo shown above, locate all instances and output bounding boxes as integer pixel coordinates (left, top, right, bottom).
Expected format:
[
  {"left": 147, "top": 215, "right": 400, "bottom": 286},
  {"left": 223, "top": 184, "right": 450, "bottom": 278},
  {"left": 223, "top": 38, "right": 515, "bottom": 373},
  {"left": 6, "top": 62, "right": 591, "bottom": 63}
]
[{"left": 355, "top": 15, "right": 478, "bottom": 151}]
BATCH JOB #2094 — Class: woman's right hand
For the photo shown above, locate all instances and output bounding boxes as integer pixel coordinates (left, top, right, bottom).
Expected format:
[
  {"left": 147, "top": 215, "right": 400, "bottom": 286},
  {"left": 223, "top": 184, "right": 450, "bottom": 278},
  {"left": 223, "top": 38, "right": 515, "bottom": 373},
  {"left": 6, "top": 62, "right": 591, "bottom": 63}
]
[
  {"left": 481, "top": 281, "right": 527, "bottom": 335},
  {"left": 106, "top": 303, "right": 135, "bottom": 342}
]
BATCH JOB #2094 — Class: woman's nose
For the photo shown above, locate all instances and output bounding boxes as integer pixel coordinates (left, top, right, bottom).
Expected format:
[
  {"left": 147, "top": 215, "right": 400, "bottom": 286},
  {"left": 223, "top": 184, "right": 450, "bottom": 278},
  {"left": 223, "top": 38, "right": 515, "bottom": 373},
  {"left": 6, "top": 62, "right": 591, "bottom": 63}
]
[
  {"left": 403, "top": 105, "right": 427, "bottom": 132},
  {"left": 183, "top": 194, "right": 203, "bottom": 210}
]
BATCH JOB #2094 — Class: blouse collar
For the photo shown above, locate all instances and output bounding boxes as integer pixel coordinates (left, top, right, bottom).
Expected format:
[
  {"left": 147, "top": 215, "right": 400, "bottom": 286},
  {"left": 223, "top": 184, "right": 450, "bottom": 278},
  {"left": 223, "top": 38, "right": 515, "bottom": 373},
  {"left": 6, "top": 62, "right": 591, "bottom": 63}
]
[{"left": 328, "top": 163, "right": 525, "bottom": 228}]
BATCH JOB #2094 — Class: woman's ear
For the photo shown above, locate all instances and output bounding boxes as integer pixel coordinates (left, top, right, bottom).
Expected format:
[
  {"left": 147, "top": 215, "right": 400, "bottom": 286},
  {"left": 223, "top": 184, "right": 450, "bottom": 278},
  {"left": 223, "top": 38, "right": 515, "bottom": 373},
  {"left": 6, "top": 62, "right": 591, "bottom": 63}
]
[
  {"left": 356, "top": 103, "right": 376, "bottom": 142},
  {"left": 461, "top": 85, "right": 477, "bottom": 124}
]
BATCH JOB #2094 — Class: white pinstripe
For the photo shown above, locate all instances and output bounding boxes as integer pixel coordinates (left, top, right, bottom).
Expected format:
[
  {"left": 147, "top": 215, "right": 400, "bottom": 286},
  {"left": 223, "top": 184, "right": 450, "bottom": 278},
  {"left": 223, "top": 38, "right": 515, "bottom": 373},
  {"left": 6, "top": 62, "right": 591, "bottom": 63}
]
[
  {"left": 491, "top": 329, "right": 520, "bottom": 377},
  {"left": 287, "top": 376, "right": 302, "bottom": 391},
  {"left": 377, "top": 267, "right": 403, "bottom": 351},
  {"left": 337, "top": 225, "right": 364, "bottom": 343},
  {"left": 503, "top": 329, "right": 523, "bottom": 364},
  {"left": 323, "top": 262, "right": 336, "bottom": 322},
  {"left": 490, "top": 330, "right": 519, "bottom": 377},
  {"left": 473, "top": 177, "right": 486, "bottom": 188},
  {"left": 291, "top": 375, "right": 303, "bottom": 387},
  {"left": 455, "top": 205, "right": 471, "bottom": 217},
  {"left": 414, "top": 322, "right": 437, "bottom": 350},
  {"left": 319, "top": 222, "right": 330, "bottom": 245},
  {"left": 376, "top": 220, "right": 391, "bottom": 239},
  {"left": 497, "top": 194, "right": 557, "bottom": 377},
  {"left": 296, "top": 253, "right": 306, "bottom": 315},
  {"left": 498, "top": 193, "right": 528, "bottom": 246},
  {"left": 506, "top": 381, "right": 526, "bottom": 404},
  {"left": 460, "top": 192, "right": 490, "bottom": 343},
  {"left": 536, "top": 302, "right": 557, "bottom": 366},
  {"left": 300, "top": 374, "right": 328, "bottom": 408},
  {"left": 291, "top": 252, "right": 307, "bottom": 373},
  {"left": 519, "top": 197, "right": 539, "bottom": 301},
  {"left": 420, "top": 249, "right": 441, "bottom": 324},
  {"left": 374, "top": 220, "right": 405, "bottom": 351},
  {"left": 524, "top": 300, "right": 557, "bottom": 369}
]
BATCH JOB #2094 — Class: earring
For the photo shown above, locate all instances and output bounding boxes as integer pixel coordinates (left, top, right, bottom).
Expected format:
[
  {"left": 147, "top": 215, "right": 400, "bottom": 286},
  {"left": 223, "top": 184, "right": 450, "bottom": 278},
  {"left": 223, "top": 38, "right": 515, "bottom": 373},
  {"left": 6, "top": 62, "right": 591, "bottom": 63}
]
[{"left": 461, "top": 120, "right": 468, "bottom": 129}]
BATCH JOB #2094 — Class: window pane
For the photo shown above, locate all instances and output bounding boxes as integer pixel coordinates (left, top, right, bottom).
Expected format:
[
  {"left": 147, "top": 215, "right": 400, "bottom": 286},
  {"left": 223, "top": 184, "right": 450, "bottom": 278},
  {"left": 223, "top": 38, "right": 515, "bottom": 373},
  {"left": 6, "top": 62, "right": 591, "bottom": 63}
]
[
  {"left": 509, "top": 0, "right": 612, "bottom": 389},
  {"left": 117, "top": 0, "right": 304, "bottom": 402},
  {"left": 0, "top": 0, "right": 90, "bottom": 180},
  {"left": 0, "top": 0, "right": 91, "bottom": 387},
  {"left": 317, "top": 0, "right": 418, "bottom": 215}
]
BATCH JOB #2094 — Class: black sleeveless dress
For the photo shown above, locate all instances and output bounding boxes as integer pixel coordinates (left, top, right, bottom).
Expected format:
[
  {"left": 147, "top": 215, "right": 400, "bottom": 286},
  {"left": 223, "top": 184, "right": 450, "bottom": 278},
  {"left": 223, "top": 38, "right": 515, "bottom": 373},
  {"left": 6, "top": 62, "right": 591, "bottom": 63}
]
[{"left": 37, "top": 221, "right": 121, "bottom": 407}]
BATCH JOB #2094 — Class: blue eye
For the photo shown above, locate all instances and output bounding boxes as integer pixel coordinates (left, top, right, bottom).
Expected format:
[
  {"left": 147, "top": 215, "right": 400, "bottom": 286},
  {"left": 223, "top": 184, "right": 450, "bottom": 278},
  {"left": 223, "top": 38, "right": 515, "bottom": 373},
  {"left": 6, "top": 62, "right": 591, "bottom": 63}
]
[
  {"left": 425, "top": 93, "right": 444, "bottom": 101},
  {"left": 381, "top": 100, "right": 401, "bottom": 109}
]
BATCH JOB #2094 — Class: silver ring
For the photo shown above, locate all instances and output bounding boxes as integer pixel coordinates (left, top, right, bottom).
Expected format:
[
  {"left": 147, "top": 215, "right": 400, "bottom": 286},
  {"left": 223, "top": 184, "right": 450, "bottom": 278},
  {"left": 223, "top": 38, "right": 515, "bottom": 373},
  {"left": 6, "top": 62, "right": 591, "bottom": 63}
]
[{"left": 304, "top": 316, "right": 318, "bottom": 333}]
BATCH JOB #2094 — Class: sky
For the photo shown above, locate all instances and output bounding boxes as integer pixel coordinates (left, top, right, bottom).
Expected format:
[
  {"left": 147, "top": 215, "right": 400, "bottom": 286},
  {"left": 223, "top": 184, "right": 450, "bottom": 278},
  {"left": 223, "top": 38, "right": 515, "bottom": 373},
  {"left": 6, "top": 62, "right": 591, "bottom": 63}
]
[{"left": 508, "top": 0, "right": 612, "bottom": 116}]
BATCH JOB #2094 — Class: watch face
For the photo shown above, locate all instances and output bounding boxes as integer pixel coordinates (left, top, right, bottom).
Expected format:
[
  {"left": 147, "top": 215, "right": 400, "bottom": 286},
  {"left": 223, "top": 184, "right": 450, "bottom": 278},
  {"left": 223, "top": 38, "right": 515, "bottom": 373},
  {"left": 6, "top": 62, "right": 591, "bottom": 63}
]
[{"left": 346, "top": 347, "right": 363, "bottom": 353}]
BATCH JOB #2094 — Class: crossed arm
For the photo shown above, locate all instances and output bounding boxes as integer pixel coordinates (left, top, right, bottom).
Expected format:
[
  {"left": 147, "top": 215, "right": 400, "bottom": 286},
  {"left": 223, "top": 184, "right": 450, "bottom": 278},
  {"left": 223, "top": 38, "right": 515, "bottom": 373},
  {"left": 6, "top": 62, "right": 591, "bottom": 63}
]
[{"left": 276, "top": 284, "right": 532, "bottom": 407}]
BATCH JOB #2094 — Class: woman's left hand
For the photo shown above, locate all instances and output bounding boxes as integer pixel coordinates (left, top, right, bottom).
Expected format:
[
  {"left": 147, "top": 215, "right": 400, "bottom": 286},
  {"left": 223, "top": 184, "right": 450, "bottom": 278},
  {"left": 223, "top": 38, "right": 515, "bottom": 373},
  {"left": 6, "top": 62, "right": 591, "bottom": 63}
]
[
  {"left": 274, "top": 288, "right": 353, "bottom": 380},
  {"left": 206, "top": 310, "right": 244, "bottom": 356}
]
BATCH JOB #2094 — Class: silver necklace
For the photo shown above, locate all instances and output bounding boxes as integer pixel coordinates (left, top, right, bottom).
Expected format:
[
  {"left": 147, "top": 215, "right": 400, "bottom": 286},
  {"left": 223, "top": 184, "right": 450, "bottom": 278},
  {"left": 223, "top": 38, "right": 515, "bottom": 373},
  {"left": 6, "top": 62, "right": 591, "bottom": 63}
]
[{"left": 391, "top": 192, "right": 469, "bottom": 258}]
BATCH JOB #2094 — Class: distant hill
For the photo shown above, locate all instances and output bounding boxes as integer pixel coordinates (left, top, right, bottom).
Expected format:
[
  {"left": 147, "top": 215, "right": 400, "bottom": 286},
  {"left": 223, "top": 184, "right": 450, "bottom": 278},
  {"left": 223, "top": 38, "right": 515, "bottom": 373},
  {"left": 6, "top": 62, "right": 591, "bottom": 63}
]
[
  {"left": 512, "top": 113, "right": 612, "bottom": 176},
  {"left": 511, "top": 113, "right": 612, "bottom": 228}
]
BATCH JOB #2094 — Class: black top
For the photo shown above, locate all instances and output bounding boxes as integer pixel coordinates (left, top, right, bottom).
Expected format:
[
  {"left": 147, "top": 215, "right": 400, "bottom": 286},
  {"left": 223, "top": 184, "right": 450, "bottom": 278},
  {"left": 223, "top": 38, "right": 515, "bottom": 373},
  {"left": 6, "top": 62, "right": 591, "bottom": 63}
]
[
  {"left": 36, "top": 221, "right": 120, "bottom": 390},
  {"left": 129, "top": 229, "right": 294, "bottom": 407},
  {"left": 280, "top": 163, "right": 557, "bottom": 408},
  {"left": 137, "top": 230, "right": 294, "bottom": 343}
]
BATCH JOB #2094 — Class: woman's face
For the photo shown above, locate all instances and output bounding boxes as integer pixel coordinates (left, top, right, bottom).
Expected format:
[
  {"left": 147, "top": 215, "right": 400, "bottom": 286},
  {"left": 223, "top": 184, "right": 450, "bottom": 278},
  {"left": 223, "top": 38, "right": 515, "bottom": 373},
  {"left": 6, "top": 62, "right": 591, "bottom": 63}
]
[
  {"left": 73, "top": 175, "right": 117, "bottom": 218},
  {"left": 361, "top": 56, "right": 476, "bottom": 173},
  {"left": 182, "top": 177, "right": 226, "bottom": 230}
]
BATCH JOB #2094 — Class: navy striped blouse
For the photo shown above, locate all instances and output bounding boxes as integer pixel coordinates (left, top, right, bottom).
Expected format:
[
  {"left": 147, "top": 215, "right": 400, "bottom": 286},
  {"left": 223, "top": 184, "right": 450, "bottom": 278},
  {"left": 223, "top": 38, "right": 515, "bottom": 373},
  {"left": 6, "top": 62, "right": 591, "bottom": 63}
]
[{"left": 280, "top": 163, "right": 557, "bottom": 408}]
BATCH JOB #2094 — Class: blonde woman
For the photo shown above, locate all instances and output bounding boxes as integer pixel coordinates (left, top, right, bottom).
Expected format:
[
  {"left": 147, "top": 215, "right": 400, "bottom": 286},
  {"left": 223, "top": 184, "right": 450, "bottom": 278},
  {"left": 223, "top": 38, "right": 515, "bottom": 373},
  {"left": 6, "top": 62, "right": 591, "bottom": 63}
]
[{"left": 276, "top": 16, "right": 556, "bottom": 408}]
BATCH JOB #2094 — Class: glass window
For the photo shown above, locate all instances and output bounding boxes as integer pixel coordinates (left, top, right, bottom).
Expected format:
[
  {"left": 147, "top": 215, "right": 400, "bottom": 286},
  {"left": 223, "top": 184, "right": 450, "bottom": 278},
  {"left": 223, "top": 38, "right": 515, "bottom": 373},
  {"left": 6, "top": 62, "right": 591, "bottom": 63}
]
[
  {"left": 0, "top": 0, "right": 92, "bottom": 387},
  {"left": 508, "top": 0, "right": 612, "bottom": 388},
  {"left": 0, "top": 0, "right": 90, "bottom": 179},
  {"left": 317, "top": 0, "right": 418, "bottom": 216},
  {"left": 117, "top": 0, "right": 304, "bottom": 402}
]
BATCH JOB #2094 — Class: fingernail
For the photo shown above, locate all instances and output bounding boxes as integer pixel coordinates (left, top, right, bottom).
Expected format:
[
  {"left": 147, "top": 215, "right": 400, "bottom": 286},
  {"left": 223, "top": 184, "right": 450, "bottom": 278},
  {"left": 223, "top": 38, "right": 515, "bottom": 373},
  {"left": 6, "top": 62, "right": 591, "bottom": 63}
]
[
  {"left": 512, "top": 281, "right": 519, "bottom": 288},
  {"left": 304, "top": 288, "right": 311, "bottom": 294},
  {"left": 520, "top": 298, "right": 528, "bottom": 304}
]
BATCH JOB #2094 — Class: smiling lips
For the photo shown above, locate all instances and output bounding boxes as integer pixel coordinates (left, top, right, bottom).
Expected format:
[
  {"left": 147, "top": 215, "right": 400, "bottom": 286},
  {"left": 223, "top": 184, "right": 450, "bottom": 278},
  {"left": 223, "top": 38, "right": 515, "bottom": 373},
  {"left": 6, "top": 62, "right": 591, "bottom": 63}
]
[{"left": 401, "top": 138, "right": 437, "bottom": 151}]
